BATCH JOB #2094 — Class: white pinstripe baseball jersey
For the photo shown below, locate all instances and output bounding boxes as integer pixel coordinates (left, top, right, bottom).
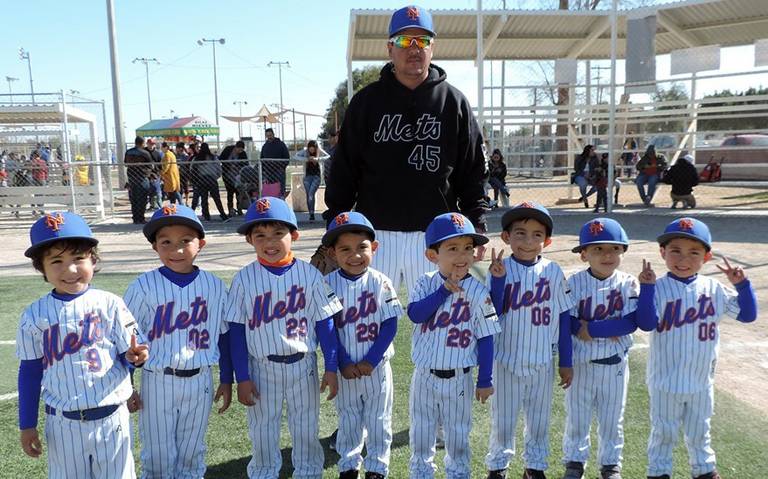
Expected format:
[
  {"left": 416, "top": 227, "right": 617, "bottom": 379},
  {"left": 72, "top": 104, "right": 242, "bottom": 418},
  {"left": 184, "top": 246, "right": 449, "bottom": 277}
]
[
  {"left": 489, "top": 257, "right": 574, "bottom": 376},
  {"left": 225, "top": 259, "right": 343, "bottom": 357},
  {"left": 568, "top": 269, "right": 639, "bottom": 364},
  {"left": 410, "top": 271, "right": 500, "bottom": 369},
  {"left": 326, "top": 268, "right": 403, "bottom": 363},
  {"left": 648, "top": 274, "right": 740, "bottom": 393},
  {"left": 15, "top": 289, "right": 136, "bottom": 411},
  {"left": 124, "top": 269, "right": 229, "bottom": 371}
]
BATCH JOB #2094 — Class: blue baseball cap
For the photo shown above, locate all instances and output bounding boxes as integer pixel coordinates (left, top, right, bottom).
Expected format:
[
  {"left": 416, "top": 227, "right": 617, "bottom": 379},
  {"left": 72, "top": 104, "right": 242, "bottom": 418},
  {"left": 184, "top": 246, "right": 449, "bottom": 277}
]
[
  {"left": 501, "top": 201, "right": 554, "bottom": 236},
  {"left": 389, "top": 5, "right": 436, "bottom": 37},
  {"left": 425, "top": 212, "right": 488, "bottom": 248},
  {"left": 657, "top": 217, "right": 712, "bottom": 251},
  {"left": 25, "top": 211, "right": 98, "bottom": 257},
  {"left": 143, "top": 204, "right": 204, "bottom": 242},
  {"left": 572, "top": 218, "right": 629, "bottom": 253},
  {"left": 322, "top": 212, "right": 376, "bottom": 247},
  {"left": 237, "top": 196, "right": 298, "bottom": 235}
]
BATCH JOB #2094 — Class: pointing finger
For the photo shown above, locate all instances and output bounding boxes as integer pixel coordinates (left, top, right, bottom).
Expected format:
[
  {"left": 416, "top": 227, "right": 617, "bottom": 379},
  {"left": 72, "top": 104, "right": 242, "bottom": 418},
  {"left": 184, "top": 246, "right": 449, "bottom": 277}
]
[
  {"left": 491, "top": 248, "right": 496, "bottom": 261},
  {"left": 722, "top": 256, "right": 732, "bottom": 270},
  {"left": 130, "top": 334, "right": 137, "bottom": 350}
]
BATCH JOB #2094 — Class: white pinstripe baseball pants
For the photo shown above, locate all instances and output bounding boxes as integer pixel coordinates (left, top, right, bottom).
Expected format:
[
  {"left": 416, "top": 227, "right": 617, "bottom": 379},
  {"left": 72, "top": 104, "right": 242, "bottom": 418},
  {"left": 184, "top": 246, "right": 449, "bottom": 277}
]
[
  {"left": 562, "top": 357, "right": 629, "bottom": 467},
  {"left": 246, "top": 353, "right": 322, "bottom": 479},
  {"left": 371, "top": 230, "right": 432, "bottom": 301},
  {"left": 139, "top": 367, "right": 214, "bottom": 479},
  {"left": 486, "top": 362, "right": 554, "bottom": 472},
  {"left": 45, "top": 403, "right": 135, "bottom": 479},
  {"left": 336, "top": 361, "right": 393, "bottom": 476},
  {"left": 409, "top": 367, "right": 474, "bottom": 479},
  {"left": 647, "top": 385, "right": 716, "bottom": 477}
]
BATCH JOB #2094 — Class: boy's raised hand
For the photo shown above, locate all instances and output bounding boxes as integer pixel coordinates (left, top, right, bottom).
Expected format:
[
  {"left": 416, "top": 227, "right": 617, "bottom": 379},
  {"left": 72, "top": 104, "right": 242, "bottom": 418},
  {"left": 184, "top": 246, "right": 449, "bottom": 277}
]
[
  {"left": 717, "top": 256, "right": 746, "bottom": 285},
  {"left": 126, "top": 334, "right": 149, "bottom": 366},
  {"left": 214, "top": 383, "right": 232, "bottom": 414},
  {"left": 489, "top": 248, "right": 506, "bottom": 278},
  {"left": 237, "top": 380, "right": 260, "bottom": 406},
  {"left": 320, "top": 371, "right": 338, "bottom": 401},
  {"left": 20, "top": 428, "right": 42, "bottom": 458},
  {"left": 638, "top": 259, "right": 656, "bottom": 284},
  {"left": 444, "top": 268, "right": 464, "bottom": 294}
]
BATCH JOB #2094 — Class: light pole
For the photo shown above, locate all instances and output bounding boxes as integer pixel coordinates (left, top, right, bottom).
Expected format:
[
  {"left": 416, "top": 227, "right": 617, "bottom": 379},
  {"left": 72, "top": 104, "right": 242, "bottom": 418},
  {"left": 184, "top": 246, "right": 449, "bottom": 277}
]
[
  {"left": 18, "top": 48, "right": 34, "bottom": 104},
  {"left": 133, "top": 57, "right": 159, "bottom": 120},
  {"left": 5, "top": 76, "right": 18, "bottom": 103},
  {"left": 233, "top": 100, "right": 248, "bottom": 139},
  {"left": 267, "top": 61, "right": 289, "bottom": 138},
  {"left": 198, "top": 38, "right": 225, "bottom": 144}
]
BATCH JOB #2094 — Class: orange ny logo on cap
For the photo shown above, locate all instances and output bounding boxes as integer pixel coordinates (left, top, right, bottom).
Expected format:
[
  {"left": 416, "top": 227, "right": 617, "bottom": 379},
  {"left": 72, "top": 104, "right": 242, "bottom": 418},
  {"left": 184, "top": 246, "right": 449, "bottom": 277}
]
[
  {"left": 162, "top": 204, "right": 177, "bottom": 216},
  {"left": 589, "top": 220, "right": 604, "bottom": 236},
  {"left": 45, "top": 213, "right": 65, "bottom": 232},
  {"left": 335, "top": 213, "right": 350, "bottom": 226},
  {"left": 519, "top": 201, "right": 534, "bottom": 209},
  {"left": 256, "top": 198, "right": 271, "bottom": 213},
  {"left": 450, "top": 213, "right": 465, "bottom": 228},
  {"left": 679, "top": 219, "right": 694, "bottom": 230},
  {"left": 407, "top": 6, "right": 420, "bottom": 19}
]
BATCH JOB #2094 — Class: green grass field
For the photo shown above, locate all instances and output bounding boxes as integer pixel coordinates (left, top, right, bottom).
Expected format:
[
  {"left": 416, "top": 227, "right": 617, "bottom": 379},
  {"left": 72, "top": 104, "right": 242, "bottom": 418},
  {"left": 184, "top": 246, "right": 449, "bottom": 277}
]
[{"left": 0, "top": 273, "right": 766, "bottom": 478}]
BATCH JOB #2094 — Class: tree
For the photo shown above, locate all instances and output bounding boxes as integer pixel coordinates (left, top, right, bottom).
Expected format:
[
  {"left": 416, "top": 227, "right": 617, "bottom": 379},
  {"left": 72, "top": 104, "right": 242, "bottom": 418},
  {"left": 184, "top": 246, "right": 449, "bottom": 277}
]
[
  {"left": 647, "top": 83, "right": 689, "bottom": 134},
  {"left": 319, "top": 65, "right": 382, "bottom": 139},
  {"left": 699, "top": 87, "right": 768, "bottom": 132}
]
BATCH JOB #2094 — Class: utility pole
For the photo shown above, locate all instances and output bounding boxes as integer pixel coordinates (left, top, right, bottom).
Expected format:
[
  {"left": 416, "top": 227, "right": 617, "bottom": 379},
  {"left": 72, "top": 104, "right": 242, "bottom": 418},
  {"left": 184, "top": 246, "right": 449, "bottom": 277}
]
[
  {"left": 18, "top": 48, "right": 35, "bottom": 104},
  {"left": 106, "top": 0, "right": 127, "bottom": 186},
  {"left": 133, "top": 57, "right": 159, "bottom": 120},
  {"left": 268, "top": 61, "right": 289, "bottom": 138},
  {"left": 198, "top": 38, "right": 225, "bottom": 145},
  {"left": 5, "top": 76, "right": 18, "bottom": 104},
  {"left": 233, "top": 100, "right": 248, "bottom": 138}
]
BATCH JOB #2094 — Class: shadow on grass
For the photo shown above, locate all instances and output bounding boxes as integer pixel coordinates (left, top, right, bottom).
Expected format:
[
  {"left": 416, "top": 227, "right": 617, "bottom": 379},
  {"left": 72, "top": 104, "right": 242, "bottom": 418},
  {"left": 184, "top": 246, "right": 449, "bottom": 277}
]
[{"left": 205, "top": 429, "right": 410, "bottom": 478}]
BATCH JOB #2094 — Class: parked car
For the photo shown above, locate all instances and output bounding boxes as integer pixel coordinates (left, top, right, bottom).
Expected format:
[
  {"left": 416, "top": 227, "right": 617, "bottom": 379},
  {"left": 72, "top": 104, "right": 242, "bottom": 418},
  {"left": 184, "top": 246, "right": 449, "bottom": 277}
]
[{"left": 695, "top": 134, "right": 768, "bottom": 180}]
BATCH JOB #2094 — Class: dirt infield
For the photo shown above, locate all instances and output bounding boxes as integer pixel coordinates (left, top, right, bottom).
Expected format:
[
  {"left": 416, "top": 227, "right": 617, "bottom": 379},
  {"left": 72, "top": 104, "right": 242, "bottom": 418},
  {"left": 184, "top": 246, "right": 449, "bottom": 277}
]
[{"left": 1, "top": 209, "right": 766, "bottom": 415}]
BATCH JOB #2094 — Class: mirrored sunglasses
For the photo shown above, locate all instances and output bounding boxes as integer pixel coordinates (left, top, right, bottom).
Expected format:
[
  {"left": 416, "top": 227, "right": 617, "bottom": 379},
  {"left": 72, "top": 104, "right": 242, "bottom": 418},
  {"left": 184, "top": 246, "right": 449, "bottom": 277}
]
[{"left": 389, "top": 35, "right": 433, "bottom": 49}]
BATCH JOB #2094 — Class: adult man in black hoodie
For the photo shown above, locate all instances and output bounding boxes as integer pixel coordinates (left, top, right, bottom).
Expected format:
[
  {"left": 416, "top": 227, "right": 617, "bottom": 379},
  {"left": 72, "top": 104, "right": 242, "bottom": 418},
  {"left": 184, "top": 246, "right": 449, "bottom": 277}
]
[
  {"left": 324, "top": 4, "right": 489, "bottom": 299},
  {"left": 124, "top": 136, "right": 154, "bottom": 224}
]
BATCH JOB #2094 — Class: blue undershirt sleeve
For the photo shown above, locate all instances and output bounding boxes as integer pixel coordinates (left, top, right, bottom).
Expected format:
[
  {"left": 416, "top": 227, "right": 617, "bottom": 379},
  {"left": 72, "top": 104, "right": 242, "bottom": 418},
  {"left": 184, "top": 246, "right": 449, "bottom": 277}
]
[
  {"left": 217, "top": 332, "right": 234, "bottom": 384},
  {"left": 337, "top": 341, "right": 353, "bottom": 369},
  {"left": 570, "top": 315, "right": 581, "bottom": 335},
  {"left": 735, "top": 279, "right": 758, "bottom": 323},
  {"left": 228, "top": 323, "right": 250, "bottom": 382},
  {"left": 315, "top": 317, "right": 338, "bottom": 373},
  {"left": 407, "top": 286, "right": 451, "bottom": 324},
  {"left": 476, "top": 335, "right": 494, "bottom": 388},
  {"left": 558, "top": 310, "right": 573, "bottom": 368},
  {"left": 362, "top": 317, "right": 397, "bottom": 368},
  {"left": 587, "top": 313, "right": 638, "bottom": 338},
  {"left": 634, "top": 283, "right": 659, "bottom": 331},
  {"left": 490, "top": 275, "right": 506, "bottom": 316},
  {"left": 18, "top": 358, "right": 43, "bottom": 430}
]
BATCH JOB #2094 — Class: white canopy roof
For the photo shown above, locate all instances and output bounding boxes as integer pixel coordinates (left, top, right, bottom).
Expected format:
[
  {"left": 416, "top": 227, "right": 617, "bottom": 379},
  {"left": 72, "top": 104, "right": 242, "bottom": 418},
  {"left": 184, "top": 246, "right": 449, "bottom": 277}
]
[
  {"left": 348, "top": 0, "right": 768, "bottom": 62},
  {"left": 0, "top": 103, "right": 96, "bottom": 125}
]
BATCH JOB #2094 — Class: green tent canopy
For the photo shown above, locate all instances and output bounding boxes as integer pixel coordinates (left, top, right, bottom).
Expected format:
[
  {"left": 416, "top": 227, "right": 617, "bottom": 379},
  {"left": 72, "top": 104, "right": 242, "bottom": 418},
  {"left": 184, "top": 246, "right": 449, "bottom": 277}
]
[{"left": 135, "top": 116, "right": 219, "bottom": 138}]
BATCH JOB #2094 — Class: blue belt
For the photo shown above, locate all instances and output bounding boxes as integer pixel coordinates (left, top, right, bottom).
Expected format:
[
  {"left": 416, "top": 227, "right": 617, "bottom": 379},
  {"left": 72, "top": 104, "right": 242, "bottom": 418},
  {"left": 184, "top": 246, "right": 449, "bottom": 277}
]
[
  {"left": 163, "top": 367, "right": 201, "bottom": 377},
  {"left": 591, "top": 354, "right": 622, "bottom": 365},
  {"left": 267, "top": 352, "right": 305, "bottom": 364},
  {"left": 430, "top": 367, "right": 471, "bottom": 379},
  {"left": 45, "top": 404, "right": 119, "bottom": 422}
]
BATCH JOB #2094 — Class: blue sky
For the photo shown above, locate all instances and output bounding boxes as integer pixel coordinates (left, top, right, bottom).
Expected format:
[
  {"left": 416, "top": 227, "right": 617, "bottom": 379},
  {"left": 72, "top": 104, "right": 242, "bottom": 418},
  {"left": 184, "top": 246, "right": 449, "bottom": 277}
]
[{"left": 1, "top": 0, "right": 764, "bottom": 146}]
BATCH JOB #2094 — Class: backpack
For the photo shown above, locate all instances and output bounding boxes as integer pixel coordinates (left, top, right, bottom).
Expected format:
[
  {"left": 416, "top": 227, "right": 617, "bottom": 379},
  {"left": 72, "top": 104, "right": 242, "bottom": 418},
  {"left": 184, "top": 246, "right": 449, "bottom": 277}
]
[{"left": 699, "top": 159, "right": 722, "bottom": 183}]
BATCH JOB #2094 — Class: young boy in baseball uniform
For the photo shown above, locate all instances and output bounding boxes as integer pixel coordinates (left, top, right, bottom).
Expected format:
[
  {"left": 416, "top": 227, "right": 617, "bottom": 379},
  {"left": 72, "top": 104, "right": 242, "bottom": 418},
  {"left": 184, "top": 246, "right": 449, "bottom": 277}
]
[
  {"left": 562, "top": 218, "right": 658, "bottom": 479},
  {"left": 226, "top": 197, "right": 343, "bottom": 479},
  {"left": 587, "top": 217, "right": 757, "bottom": 479},
  {"left": 322, "top": 212, "right": 403, "bottom": 479},
  {"left": 484, "top": 202, "right": 574, "bottom": 479},
  {"left": 407, "top": 212, "right": 500, "bottom": 479},
  {"left": 123, "top": 204, "right": 233, "bottom": 478},
  {"left": 16, "top": 212, "right": 149, "bottom": 478}
]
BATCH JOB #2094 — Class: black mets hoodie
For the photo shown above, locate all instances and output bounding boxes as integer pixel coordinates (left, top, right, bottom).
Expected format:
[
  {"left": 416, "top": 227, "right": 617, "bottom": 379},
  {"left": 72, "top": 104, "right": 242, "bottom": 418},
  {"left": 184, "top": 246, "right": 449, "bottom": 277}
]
[{"left": 324, "top": 63, "right": 489, "bottom": 232}]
